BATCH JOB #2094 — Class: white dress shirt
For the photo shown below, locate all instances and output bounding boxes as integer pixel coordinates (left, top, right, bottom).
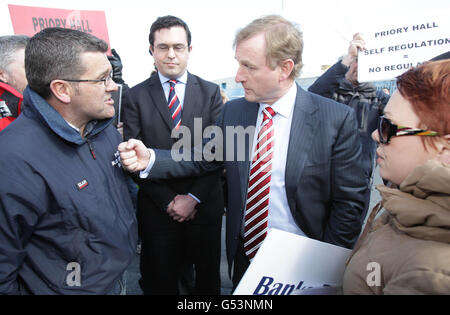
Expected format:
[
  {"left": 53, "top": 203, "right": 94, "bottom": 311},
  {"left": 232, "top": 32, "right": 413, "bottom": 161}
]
[
  {"left": 158, "top": 71, "right": 188, "bottom": 106},
  {"left": 244, "top": 83, "right": 306, "bottom": 237}
]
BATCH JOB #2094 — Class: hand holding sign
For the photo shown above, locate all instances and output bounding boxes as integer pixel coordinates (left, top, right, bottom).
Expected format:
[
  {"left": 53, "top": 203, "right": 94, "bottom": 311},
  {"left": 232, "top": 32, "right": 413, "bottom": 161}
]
[
  {"left": 342, "top": 33, "right": 366, "bottom": 67},
  {"left": 341, "top": 33, "right": 367, "bottom": 86}
]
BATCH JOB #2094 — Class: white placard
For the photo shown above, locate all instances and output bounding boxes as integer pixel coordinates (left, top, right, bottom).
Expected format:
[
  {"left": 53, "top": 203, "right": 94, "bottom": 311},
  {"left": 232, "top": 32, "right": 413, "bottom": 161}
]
[
  {"left": 233, "top": 229, "right": 352, "bottom": 295},
  {"left": 358, "top": 12, "right": 450, "bottom": 82}
]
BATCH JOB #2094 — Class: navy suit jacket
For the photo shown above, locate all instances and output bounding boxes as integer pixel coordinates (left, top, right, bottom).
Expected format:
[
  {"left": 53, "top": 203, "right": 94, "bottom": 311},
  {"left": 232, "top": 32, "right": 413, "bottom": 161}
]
[{"left": 149, "top": 84, "right": 367, "bottom": 271}]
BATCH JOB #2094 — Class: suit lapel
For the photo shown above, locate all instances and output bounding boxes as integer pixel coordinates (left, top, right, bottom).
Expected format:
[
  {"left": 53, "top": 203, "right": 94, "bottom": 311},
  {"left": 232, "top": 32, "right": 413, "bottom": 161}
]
[
  {"left": 285, "top": 85, "right": 319, "bottom": 210},
  {"left": 236, "top": 101, "right": 259, "bottom": 208},
  {"left": 147, "top": 74, "right": 174, "bottom": 131},
  {"left": 180, "top": 72, "right": 197, "bottom": 131}
]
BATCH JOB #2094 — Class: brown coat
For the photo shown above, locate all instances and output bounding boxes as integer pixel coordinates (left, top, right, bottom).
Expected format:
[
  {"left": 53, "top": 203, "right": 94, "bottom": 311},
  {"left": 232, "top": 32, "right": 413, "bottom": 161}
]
[{"left": 343, "top": 160, "right": 450, "bottom": 294}]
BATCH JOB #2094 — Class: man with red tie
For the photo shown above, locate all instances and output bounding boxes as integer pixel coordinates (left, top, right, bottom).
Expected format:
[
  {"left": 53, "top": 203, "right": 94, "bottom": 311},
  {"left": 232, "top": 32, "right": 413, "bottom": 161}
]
[
  {"left": 120, "top": 15, "right": 366, "bottom": 291},
  {"left": 121, "top": 15, "right": 224, "bottom": 295}
]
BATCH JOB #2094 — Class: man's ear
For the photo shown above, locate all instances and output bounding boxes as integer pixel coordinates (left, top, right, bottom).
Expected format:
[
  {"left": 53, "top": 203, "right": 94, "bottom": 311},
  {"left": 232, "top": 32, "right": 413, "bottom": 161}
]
[
  {"left": 279, "top": 59, "right": 294, "bottom": 81},
  {"left": 49, "top": 80, "right": 72, "bottom": 104},
  {"left": 149, "top": 45, "right": 154, "bottom": 56},
  {"left": 0, "top": 69, "right": 9, "bottom": 84}
]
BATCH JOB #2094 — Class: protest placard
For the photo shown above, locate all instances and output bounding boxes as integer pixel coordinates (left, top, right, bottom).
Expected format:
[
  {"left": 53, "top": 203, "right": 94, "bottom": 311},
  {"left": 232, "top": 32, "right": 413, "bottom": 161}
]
[
  {"left": 233, "top": 228, "right": 351, "bottom": 295},
  {"left": 358, "top": 12, "right": 449, "bottom": 82},
  {"left": 8, "top": 4, "right": 111, "bottom": 53}
]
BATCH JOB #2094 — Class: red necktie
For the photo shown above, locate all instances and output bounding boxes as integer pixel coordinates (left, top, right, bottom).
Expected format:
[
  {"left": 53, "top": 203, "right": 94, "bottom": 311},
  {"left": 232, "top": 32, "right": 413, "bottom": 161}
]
[
  {"left": 244, "top": 106, "right": 276, "bottom": 261},
  {"left": 168, "top": 79, "right": 182, "bottom": 130}
]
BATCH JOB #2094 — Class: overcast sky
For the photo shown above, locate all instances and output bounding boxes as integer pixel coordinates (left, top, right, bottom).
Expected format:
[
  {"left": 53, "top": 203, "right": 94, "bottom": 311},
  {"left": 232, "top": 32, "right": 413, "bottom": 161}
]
[{"left": 1, "top": 0, "right": 449, "bottom": 86}]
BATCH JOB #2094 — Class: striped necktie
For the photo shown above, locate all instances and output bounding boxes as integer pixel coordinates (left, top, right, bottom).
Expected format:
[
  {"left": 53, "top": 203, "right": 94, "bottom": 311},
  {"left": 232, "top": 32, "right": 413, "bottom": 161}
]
[
  {"left": 244, "top": 106, "right": 276, "bottom": 261},
  {"left": 168, "top": 79, "right": 182, "bottom": 130}
]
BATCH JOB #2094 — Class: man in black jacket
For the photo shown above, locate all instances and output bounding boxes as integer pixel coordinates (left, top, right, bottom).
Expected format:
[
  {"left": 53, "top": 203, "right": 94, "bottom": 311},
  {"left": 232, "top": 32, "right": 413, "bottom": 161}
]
[
  {"left": 308, "top": 33, "right": 389, "bottom": 220},
  {"left": 122, "top": 15, "right": 224, "bottom": 295}
]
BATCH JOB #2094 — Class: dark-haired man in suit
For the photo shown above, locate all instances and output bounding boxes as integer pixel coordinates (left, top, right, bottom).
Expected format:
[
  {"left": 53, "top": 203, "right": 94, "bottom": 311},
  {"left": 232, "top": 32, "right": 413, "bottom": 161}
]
[{"left": 121, "top": 15, "right": 224, "bottom": 295}]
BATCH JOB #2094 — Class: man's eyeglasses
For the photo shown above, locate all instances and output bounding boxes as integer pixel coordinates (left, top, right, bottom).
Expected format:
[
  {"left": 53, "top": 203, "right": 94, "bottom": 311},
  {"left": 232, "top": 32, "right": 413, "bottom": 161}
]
[
  {"left": 60, "top": 71, "right": 114, "bottom": 87},
  {"left": 378, "top": 116, "right": 439, "bottom": 144},
  {"left": 155, "top": 44, "right": 187, "bottom": 53}
]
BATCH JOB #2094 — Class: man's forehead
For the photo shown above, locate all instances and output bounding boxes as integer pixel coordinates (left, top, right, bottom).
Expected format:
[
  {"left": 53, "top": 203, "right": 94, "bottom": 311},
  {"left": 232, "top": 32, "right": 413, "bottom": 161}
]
[
  {"left": 154, "top": 26, "right": 188, "bottom": 43},
  {"left": 80, "top": 51, "right": 111, "bottom": 73},
  {"left": 235, "top": 43, "right": 263, "bottom": 63}
]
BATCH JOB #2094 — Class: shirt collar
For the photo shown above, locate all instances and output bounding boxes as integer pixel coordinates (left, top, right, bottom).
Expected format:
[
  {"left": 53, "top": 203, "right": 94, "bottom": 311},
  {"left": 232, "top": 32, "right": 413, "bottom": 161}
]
[
  {"left": 66, "top": 120, "right": 80, "bottom": 132},
  {"left": 260, "top": 82, "right": 297, "bottom": 118},
  {"left": 65, "top": 120, "right": 98, "bottom": 137},
  {"left": 158, "top": 70, "right": 188, "bottom": 85},
  {"left": 22, "top": 87, "right": 112, "bottom": 145}
]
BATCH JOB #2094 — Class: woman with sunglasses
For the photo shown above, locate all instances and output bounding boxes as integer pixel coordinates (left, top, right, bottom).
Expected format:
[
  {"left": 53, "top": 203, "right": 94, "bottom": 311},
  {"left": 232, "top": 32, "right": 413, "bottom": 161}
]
[{"left": 343, "top": 59, "right": 450, "bottom": 294}]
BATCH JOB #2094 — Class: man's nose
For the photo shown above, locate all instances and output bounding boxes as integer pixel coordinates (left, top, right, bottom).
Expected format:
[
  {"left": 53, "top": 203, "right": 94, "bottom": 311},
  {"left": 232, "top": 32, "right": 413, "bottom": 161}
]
[
  {"left": 168, "top": 47, "right": 176, "bottom": 58},
  {"left": 235, "top": 66, "right": 245, "bottom": 83},
  {"left": 106, "top": 79, "right": 119, "bottom": 92}
]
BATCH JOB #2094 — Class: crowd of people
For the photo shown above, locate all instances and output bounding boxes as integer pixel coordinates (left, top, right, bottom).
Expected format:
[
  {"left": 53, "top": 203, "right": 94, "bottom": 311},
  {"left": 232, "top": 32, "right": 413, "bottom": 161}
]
[{"left": 0, "top": 13, "right": 448, "bottom": 295}]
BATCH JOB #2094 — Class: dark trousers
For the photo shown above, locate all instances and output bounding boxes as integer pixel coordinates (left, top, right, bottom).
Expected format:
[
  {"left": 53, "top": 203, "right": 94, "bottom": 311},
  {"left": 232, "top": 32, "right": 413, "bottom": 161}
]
[
  {"left": 231, "top": 238, "right": 250, "bottom": 292},
  {"left": 137, "top": 192, "right": 222, "bottom": 295}
]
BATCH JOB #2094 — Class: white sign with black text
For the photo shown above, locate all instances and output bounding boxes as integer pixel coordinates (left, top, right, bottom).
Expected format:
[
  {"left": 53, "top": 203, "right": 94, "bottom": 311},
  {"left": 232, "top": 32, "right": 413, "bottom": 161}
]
[
  {"left": 233, "top": 229, "right": 352, "bottom": 295},
  {"left": 358, "top": 12, "right": 449, "bottom": 82}
]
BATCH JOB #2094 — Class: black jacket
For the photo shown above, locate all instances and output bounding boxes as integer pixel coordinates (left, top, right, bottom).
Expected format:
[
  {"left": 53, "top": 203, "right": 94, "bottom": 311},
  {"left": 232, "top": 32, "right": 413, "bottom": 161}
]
[
  {"left": 309, "top": 61, "right": 389, "bottom": 174},
  {"left": 122, "top": 72, "right": 224, "bottom": 223}
]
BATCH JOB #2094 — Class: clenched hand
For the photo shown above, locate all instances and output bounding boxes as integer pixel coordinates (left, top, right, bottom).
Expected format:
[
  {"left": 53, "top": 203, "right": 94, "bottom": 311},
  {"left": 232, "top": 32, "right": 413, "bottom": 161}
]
[{"left": 118, "top": 139, "right": 150, "bottom": 172}]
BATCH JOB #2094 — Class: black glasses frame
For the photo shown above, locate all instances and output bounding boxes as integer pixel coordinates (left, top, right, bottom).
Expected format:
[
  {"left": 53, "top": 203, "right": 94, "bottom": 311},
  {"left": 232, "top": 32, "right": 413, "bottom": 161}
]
[{"left": 53, "top": 71, "right": 114, "bottom": 87}]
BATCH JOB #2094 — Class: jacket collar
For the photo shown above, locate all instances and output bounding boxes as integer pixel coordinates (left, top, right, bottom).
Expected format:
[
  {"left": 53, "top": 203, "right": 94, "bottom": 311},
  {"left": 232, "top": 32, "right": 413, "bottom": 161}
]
[
  {"left": 377, "top": 160, "right": 450, "bottom": 243},
  {"left": 22, "top": 86, "right": 113, "bottom": 145}
]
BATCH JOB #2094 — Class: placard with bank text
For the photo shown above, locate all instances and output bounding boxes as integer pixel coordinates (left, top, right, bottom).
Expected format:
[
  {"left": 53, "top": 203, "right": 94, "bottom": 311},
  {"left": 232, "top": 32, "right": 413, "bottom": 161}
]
[{"left": 233, "top": 229, "right": 351, "bottom": 295}]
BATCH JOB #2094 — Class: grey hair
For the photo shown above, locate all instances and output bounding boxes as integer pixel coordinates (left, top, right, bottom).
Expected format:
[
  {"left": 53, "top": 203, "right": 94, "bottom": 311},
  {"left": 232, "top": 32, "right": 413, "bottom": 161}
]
[{"left": 0, "top": 35, "right": 29, "bottom": 72}]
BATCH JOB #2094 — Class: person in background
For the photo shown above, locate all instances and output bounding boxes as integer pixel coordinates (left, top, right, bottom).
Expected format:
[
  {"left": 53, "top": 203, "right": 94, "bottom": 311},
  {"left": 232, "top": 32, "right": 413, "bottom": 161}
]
[
  {"left": 220, "top": 89, "right": 229, "bottom": 104},
  {"left": 0, "top": 27, "right": 137, "bottom": 294},
  {"left": 121, "top": 15, "right": 224, "bottom": 295},
  {"left": 0, "top": 35, "right": 29, "bottom": 131},
  {"left": 308, "top": 33, "right": 390, "bottom": 221},
  {"left": 343, "top": 59, "right": 450, "bottom": 294},
  {"left": 118, "top": 15, "right": 367, "bottom": 289}
]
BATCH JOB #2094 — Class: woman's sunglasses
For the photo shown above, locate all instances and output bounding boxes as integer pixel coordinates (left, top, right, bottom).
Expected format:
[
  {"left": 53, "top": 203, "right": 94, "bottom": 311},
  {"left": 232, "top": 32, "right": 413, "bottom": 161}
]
[{"left": 378, "top": 116, "right": 439, "bottom": 144}]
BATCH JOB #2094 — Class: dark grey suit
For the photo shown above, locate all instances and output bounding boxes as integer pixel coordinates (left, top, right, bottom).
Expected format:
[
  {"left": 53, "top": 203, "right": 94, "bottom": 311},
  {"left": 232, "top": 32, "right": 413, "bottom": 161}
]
[
  {"left": 122, "top": 72, "right": 224, "bottom": 294},
  {"left": 149, "top": 84, "right": 367, "bottom": 285}
]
